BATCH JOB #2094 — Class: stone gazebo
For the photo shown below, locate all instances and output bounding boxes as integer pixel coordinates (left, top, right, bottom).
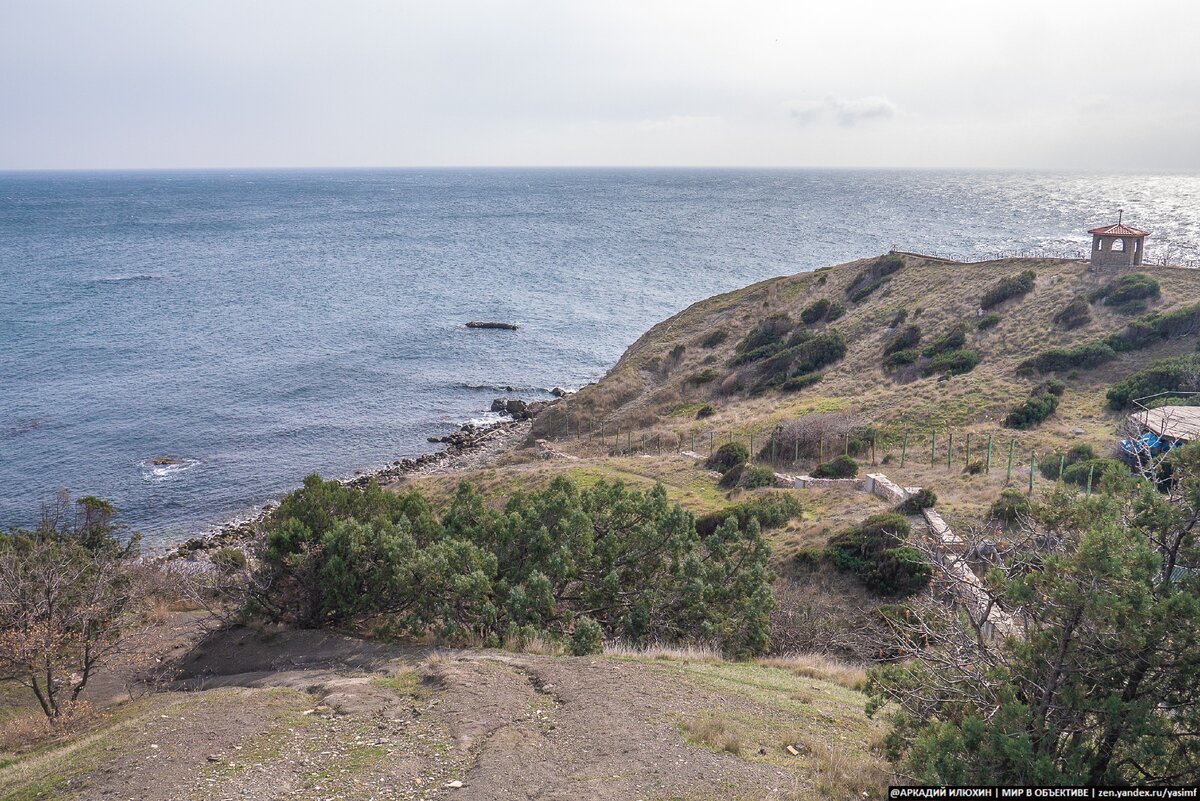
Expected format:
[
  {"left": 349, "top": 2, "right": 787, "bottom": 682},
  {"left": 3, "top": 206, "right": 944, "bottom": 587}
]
[{"left": 1089, "top": 212, "right": 1149, "bottom": 268}]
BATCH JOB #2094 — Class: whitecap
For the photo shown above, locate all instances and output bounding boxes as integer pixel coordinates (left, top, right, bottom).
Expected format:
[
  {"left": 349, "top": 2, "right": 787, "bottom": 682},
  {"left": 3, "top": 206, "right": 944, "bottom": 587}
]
[{"left": 139, "top": 457, "right": 200, "bottom": 481}]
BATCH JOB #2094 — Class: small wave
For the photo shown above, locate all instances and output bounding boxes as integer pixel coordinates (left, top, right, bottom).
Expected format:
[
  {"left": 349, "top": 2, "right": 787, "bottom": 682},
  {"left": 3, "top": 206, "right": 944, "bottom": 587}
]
[
  {"left": 91, "top": 274, "right": 162, "bottom": 284},
  {"left": 455, "top": 382, "right": 559, "bottom": 395},
  {"left": 139, "top": 457, "right": 200, "bottom": 481},
  {"left": 1, "top": 417, "right": 45, "bottom": 439},
  {"left": 456, "top": 411, "right": 513, "bottom": 427}
]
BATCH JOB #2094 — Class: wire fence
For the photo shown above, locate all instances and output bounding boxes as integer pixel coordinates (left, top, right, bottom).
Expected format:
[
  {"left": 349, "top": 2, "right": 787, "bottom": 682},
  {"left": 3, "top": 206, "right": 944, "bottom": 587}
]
[
  {"left": 894, "top": 246, "right": 1200, "bottom": 269},
  {"left": 536, "top": 409, "right": 1107, "bottom": 496}
]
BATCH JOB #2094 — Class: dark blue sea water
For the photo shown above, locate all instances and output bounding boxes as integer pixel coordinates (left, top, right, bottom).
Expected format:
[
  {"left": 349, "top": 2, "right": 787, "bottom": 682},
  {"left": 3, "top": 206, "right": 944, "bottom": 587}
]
[{"left": 3, "top": 169, "right": 1200, "bottom": 544}]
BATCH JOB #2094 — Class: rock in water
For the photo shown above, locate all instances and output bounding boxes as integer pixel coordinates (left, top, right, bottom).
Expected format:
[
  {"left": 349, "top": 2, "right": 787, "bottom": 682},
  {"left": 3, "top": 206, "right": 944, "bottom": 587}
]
[{"left": 465, "top": 321, "right": 518, "bottom": 331}]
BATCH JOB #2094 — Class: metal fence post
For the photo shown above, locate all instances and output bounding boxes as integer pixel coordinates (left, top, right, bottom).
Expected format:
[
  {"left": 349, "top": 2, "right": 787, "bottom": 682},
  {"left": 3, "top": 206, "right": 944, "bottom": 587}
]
[
  {"left": 947, "top": 432, "right": 953, "bottom": 469},
  {"left": 1029, "top": 451, "right": 1036, "bottom": 494},
  {"left": 901, "top": 430, "right": 909, "bottom": 467},
  {"left": 1006, "top": 439, "right": 1016, "bottom": 483},
  {"left": 1087, "top": 464, "right": 1095, "bottom": 496},
  {"left": 965, "top": 433, "right": 971, "bottom": 468},
  {"left": 931, "top": 431, "right": 937, "bottom": 465},
  {"left": 986, "top": 435, "right": 993, "bottom": 473}
]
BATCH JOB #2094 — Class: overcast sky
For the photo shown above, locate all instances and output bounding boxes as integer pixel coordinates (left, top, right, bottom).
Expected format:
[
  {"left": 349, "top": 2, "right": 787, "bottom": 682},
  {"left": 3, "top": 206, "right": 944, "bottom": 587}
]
[{"left": 2, "top": 0, "right": 1198, "bottom": 170}]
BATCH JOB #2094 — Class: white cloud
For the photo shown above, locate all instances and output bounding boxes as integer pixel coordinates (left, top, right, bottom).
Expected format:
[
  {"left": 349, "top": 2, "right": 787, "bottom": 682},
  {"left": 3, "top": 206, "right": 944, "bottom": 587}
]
[{"left": 789, "top": 96, "right": 899, "bottom": 128}]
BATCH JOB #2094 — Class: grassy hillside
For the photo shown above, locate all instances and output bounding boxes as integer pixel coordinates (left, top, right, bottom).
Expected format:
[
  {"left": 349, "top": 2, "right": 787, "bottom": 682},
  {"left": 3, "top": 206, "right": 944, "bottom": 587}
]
[{"left": 542, "top": 254, "right": 1200, "bottom": 436}]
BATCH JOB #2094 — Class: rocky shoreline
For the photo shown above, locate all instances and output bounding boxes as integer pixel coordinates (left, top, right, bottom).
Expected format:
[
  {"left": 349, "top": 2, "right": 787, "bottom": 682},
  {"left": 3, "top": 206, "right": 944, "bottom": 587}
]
[{"left": 168, "top": 398, "right": 551, "bottom": 559}]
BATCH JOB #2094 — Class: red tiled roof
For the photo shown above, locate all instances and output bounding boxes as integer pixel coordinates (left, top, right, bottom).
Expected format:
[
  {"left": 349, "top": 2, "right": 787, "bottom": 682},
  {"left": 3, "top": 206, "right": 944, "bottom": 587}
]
[{"left": 1089, "top": 222, "right": 1150, "bottom": 237}]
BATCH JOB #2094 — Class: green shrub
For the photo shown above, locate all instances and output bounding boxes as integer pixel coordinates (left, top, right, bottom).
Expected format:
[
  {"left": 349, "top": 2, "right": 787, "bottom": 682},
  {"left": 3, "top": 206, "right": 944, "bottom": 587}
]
[
  {"left": 262, "top": 474, "right": 775, "bottom": 656},
  {"left": 1042, "top": 378, "right": 1067, "bottom": 396},
  {"left": 689, "top": 367, "right": 719, "bottom": 384},
  {"left": 1039, "top": 442, "right": 1097, "bottom": 480},
  {"left": 695, "top": 403, "right": 716, "bottom": 419},
  {"left": 1053, "top": 296, "right": 1092, "bottom": 330},
  {"left": 706, "top": 442, "right": 750, "bottom": 473},
  {"left": 884, "top": 348, "right": 920, "bottom": 368},
  {"left": 923, "top": 349, "right": 979, "bottom": 377},
  {"left": 753, "top": 330, "right": 846, "bottom": 392},
  {"left": 989, "top": 488, "right": 1031, "bottom": 522},
  {"left": 781, "top": 372, "right": 823, "bottom": 392},
  {"left": 569, "top": 616, "right": 604, "bottom": 656},
  {"left": 1004, "top": 385, "right": 1061, "bottom": 429},
  {"left": 826, "top": 302, "right": 846, "bottom": 321},
  {"left": 900, "top": 488, "right": 937, "bottom": 513},
  {"left": 846, "top": 255, "right": 904, "bottom": 303},
  {"left": 884, "top": 324, "right": 922, "bottom": 355},
  {"left": 738, "top": 465, "right": 778, "bottom": 489},
  {"left": 1061, "top": 458, "right": 1126, "bottom": 488},
  {"left": 976, "top": 313, "right": 1001, "bottom": 331},
  {"left": 695, "top": 493, "right": 803, "bottom": 537},
  {"left": 800, "top": 298, "right": 832, "bottom": 324},
  {"left": 700, "top": 329, "right": 728, "bottom": 348},
  {"left": 812, "top": 454, "right": 859, "bottom": 479},
  {"left": 827, "top": 513, "right": 929, "bottom": 597},
  {"left": 1107, "top": 354, "right": 1200, "bottom": 409},
  {"left": 731, "top": 315, "right": 793, "bottom": 364},
  {"left": 1091, "top": 273, "right": 1160, "bottom": 311},
  {"left": 1024, "top": 341, "right": 1116, "bottom": 374},
  {"left": 211, "top": 547, "right": 247, "bottom": 572},
  {"left": 922, "top": 324, "right": 967, "bottom": 358},
  {"left": 669, "top": 343, "right": 686, "bottom": 360},
  {"left": 793, "top": 546, "right": 823, "bottom": 569},
  {"left": 980, "top": 269, "right": 1036, "bottom": 310},
  {"left": 964, "top": 460, "right": 986, "bottom": 475},
  {"left": 784, "top": 328, "right": 812, "bottom": 348}
]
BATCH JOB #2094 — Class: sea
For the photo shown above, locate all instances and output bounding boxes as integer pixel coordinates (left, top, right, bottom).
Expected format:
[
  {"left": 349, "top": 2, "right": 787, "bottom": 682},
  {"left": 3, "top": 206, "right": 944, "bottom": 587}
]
[{"left": 3, "top": 169, "right": 1200, "bottom": 546}]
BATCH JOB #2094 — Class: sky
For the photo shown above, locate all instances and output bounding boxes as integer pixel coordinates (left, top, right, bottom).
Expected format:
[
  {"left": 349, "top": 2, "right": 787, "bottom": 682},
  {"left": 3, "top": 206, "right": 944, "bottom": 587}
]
[{"left": 2, "top": 0, "right": 1199, "bottom": 170}]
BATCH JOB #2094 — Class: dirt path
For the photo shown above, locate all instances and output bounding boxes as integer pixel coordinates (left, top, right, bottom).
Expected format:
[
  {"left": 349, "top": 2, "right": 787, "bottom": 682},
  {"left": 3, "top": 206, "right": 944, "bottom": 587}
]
[{"left": 1, "top": 626, "right": 878, "bottom": 801}]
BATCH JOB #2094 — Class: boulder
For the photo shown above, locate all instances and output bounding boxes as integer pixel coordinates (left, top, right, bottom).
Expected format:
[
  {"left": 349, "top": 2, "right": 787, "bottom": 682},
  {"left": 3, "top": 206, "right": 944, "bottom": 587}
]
[
  {"left": 490, "top": 398, "right": 507, "bottom": 413},
  {"left": 504, "top": 399, "right": 529, "bottom": 420},
  {"left": 550, "top": 387, "right": 569, "bottom": 398}
]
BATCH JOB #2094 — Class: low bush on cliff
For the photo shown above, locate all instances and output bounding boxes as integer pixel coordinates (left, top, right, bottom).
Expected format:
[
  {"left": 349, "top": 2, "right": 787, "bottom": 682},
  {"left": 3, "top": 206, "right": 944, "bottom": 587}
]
[
  {"left": 1090, "top": 273, "right": 1160, "bottom": 313},
  {"left": 812, "top": 455, "right": 859, "bottom": 479},
  {"left": 846, "top": 255, "right": 904, "bottom": 303},
  {"left": 1053, "top": 296, "right": 1092, "bottom": 330},
  {"left": 1024, "top": 303, "right": 1200, "bottom": 375},
  {"left": 827, "top": 513, "right": 930, "bottom": 597},
  {"left": 695, "top": 493, "right": 803, "bottom": 538},
  {"left": 923, "top": 349, "right": 980, "bottom": 377},
  {"left": 883, "top": 324, "right": 922, "bottom": 356},
  {"left": 1004, "top": 381, "right": 1066, "bottom": 430},
  {"left": 1107, "top": 354, "right": 1200, "bottom": 409},
  {"left": 259, "top": 475, "right": 774, "bottom": 656},
  {"left": 706, "top": 442, "right": 750, "bottom": 473},
  {"left": 979, "top": 269, "right": 1036, "bottom": 310},
  {"left": 800, "top": 298, "right": 832, "bottom": 324}
]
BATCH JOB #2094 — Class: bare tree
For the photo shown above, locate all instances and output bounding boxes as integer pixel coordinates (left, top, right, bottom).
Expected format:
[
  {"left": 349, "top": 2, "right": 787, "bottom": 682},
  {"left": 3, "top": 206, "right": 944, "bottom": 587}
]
[{"left": 0, "top": 492, "right": 146, "bottom": 723}]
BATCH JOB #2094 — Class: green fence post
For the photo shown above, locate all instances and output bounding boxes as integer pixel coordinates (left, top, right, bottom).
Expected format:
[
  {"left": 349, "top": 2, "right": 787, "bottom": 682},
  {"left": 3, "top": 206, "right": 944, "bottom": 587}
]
[
  {"left": 710, "top": 431, "right": 714, "bottom": 455},
  {"left": 986, "top": 435, "right": 993, "bottom": 473},
  {"left": 641, "top": 433, "right": 646, "bottom": 452},
  {"left": 1029, "top": 451, "right": 1036, "bottom": 494},
  {"left": 1006, "top": 439, "right": 1016, "bottom": 483},
  {"left": 901, "top": 430, "right": 909, "bottom": 467},
  {"left": 1059, "top": 454, "right": 1066, "bottom": 481},
  {"left": 820, "top": 439, "right": 825, "bottom": 463},
  {"left": 770, "top": 435, "right": 776, "bottom": 466},
  {"left": 844, "top": 433, "right": 850, "bottom": 457},
  {"left": 794, "top": 440, "right": 799, "bottom": 466},
  {"left": 931, "top": 431, "right": 937, "bottom": 465},
  {"left": 965, "top": 433, "right": 972, "bottom": 468},
  {"left": 1087, "top": 464, "right": 1095, "bottom": 496},
  {"left": 947, "top": 432, "right": 953, "bottom": 469},
  {"left": 750, "top": 432, "right": 755, "bottom": 458},
  {"left": 871, "top": 436, "right": 877, "bottom": 465}
]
